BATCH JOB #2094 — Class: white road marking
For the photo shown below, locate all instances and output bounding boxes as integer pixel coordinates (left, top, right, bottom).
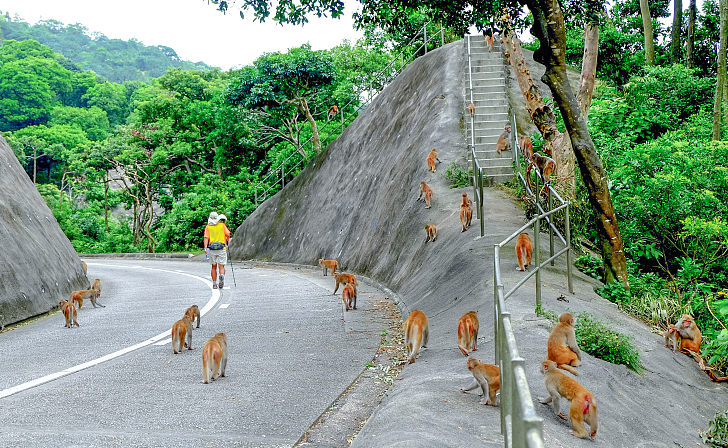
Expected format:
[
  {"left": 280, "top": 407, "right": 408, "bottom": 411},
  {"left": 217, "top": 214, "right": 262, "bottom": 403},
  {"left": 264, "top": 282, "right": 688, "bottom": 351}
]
[
  {"left": 0, "top": 263, "right": 220, "bottom": 399},
  {"left": 219, "top": 303, "right": 230, "bottom": 309}
]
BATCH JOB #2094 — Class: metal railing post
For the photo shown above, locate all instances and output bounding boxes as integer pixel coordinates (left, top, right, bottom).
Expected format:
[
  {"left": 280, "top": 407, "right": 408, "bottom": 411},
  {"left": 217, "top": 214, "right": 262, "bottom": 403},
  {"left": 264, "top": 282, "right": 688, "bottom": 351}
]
[
  {"left": 512, "top": 358, "right": 527, "bottom": 448},
  {"left": 479, "top": 169, "right": 484, "bottom": 237},
  {"left": 441, "top": 27, "right": 444, "bottom": 46},
  {"left": 424, "top": 25, "right": 427, "bottom": 54},
  {"left": 494, "top": 245, "right": 501, "bottom": 365},
  {"left": 534, "top": 175, "right": 542, "bottom": 309},
  {"left": 548, "top": 188, "right": 555, "bottom": 265},
  {"left": 500, "top": 311, "right": 512, "bottom": 444},
  {"left": 566, "top": 203, "right": 574, "bottom": 294},
  {"left": 281, "top": 168, "right": 285, "bottom": 188}
]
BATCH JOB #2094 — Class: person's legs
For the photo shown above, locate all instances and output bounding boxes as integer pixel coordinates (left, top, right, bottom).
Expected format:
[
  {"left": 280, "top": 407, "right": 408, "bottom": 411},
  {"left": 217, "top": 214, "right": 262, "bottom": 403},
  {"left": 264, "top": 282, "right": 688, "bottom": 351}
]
[{"left": 211, "top": 264, "right": 218, "bottom": 289}]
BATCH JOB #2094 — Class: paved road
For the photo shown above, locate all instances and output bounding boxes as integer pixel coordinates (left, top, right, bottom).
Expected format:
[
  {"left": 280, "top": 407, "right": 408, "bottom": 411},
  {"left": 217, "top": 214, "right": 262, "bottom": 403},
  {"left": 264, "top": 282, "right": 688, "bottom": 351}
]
[{"left": 0, "top": 259, "right": 388, "bottom": 447}]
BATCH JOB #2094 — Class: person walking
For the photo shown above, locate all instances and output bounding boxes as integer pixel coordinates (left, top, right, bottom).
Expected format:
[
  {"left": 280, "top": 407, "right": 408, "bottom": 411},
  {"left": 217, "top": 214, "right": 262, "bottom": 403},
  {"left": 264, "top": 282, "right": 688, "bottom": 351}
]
[{"left": 204, "top": 211, "right": 231, "bottom": 289}]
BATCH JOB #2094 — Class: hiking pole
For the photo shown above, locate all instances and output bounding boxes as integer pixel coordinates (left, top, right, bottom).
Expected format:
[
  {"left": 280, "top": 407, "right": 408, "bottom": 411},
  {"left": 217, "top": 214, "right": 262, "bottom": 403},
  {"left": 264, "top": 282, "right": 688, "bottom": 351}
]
[{"left": 227, "top": 246, "right": 237, "bottom": 288}]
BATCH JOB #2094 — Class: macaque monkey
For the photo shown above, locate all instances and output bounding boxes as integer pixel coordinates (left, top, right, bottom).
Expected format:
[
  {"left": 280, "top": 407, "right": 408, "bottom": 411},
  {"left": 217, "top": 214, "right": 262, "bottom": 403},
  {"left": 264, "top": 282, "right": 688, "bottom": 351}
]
[
  {"left": 467, "top": 102, "right": 476, "bottom": 117},
  {"left": 457, "top": 311, "right": 479, "bottom": 356},
  {"left": 515, "top": 233, "right": 532, "bottom": 271},
  {"left": 520, "top": 136, "right": 534, "bottom": 162},
  {"left": 342, "top": 282, "right": 357, "bottom": 311},
  {"left": 674, "top": 314, "right": 702, "bottom": 353},
  {"left": 91, "top": 278, "right": 101, "bottom": 294},
  {"left": 527, "top": 153, "right": 557, "bottom": 195},
  {"left": 81, "top": 261, "right": 87, "bottom": 274},
  {"left": 70, "top": 288, "right": 103, "bottom": 309},
  {"left": 484, "top": 34, "right": 494, "bottom": 52},
  {"left": 496, "top": 125, "right": 511, "bottom": 156},
  {"left": 318, "top": 258, "right": 338, "bottom": 276},
  {"left": 59, "top": 300, "right": 79, "bottom": 328},
  {"left": 663, "top": 324, "right": 679, "bottom": 351},
  {"left": 185, "top": 305, "right": 201, "bottom": 329},
  {"left": 426, "top": 148, "right": 441, "bottom": 173},
  {"left": 171, "top": 316, "right": 193, "bottom": 354},
  {"left": 327, "top": 104, "right": 339, "bottom": 121},
  {"left": 403, "top": 309, "right": 429, "bottom": 364},
  {"left": 461, "top": 357, "right": 500, "bottom": 405},
  {"left": 547, "top": 312, "right": 582, "bottom": 375},
  {"left": 539, "top": 360, "right": 598, "bottom": 440},
  {"left": 424, "top": 224, "right": 437, "bottom": 243},
  {"left": 418, "top": 181, "right": 434, "bottom": 209},
  {"left": 460, "top": 193, "right": 473, "bottom": 232},
  {"left": 333, "top": 272, "right": 357, "bottom": 294},
  {"left": 202, "top": 332, "right": 228, "bottom": 384}
]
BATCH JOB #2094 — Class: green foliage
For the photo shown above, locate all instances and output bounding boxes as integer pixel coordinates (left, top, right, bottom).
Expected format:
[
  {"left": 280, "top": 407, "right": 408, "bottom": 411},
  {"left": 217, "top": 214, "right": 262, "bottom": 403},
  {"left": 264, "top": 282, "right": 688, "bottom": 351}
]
[
  {"left": 701, "top": 409, "right": 728, "bottom": 448},
  {"left": 574, "top": 312, "right": 644, "bottom": 372},
  {"left": 597, "top": 282, "right": 631, "bottom": 305},
  {"left": 574, "top": 254, "right": 602, "bottom": 280},
  {"left": 444, "top": 163, "right": 471, "bottom": 188},
  {"left": 0, "top": 16, "right": 211, "bottom": 83}
]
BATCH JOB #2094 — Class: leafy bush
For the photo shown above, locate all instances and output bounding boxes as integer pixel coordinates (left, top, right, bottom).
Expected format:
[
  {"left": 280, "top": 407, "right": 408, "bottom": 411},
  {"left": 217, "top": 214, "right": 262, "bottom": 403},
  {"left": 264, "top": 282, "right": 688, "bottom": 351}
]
[
  {"left": 701, "top": 409, "right": 728, "bottom": 448},
  {"left": 444, "top": 163, "right": 471, "bottom": 188},
  {"left": 574, "top": 312, "right": 644, "bottom": 372},
  {"left": 575, "top": 254, "right": 602, "bottom": 280}
]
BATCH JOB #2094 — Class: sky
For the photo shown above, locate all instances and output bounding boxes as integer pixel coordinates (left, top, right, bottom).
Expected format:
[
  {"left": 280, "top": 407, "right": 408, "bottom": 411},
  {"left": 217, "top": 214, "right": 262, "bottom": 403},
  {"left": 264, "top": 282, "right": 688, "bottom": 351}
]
[{"left": 0, "top": 0, "right": 364, "bottom": 70}]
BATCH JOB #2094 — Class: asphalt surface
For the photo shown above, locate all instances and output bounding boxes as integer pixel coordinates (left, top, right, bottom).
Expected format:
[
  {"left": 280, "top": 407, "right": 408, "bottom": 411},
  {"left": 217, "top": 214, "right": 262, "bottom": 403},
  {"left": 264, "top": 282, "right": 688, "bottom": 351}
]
[{"left": 0, "top": 259, "right": 388, "bottom": 447}]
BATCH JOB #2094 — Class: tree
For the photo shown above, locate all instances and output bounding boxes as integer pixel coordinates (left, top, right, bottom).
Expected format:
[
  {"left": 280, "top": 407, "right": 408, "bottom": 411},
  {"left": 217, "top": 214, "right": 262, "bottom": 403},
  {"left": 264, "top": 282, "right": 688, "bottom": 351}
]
[
  {"left": 714, "top": 0, "right": 728, "bottom": 140},
  {"left": 207, "top": 0, "right": 629, "bottom": 285},
  {"left": 670, "top": 0, "right": 683, "bottom": 63},
  {"left": 639, "top": 0, "right": 656, "bottom": 64},
  {"left": 686, "top": 0, "right": 697, "bottom": 67},
  {"left": 224, "top": 45, "right": 337, "bottom": 155}
]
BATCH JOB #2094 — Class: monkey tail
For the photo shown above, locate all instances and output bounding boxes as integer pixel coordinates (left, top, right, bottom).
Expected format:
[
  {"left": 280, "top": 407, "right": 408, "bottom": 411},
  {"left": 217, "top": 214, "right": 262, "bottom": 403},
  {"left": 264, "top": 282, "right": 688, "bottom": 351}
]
[{"left": 557, "top": 364, "right": 579, "bottom": 376}]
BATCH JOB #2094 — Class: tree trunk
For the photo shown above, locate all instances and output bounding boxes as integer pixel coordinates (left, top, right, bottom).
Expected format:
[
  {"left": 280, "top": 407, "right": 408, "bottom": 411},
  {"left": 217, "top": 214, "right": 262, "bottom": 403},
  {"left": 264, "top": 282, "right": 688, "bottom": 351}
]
[
  {"left": 640, "top": 0, "right": 656, "bottom": 65},
  {"left": 687, "top": 0, "right": 696, "bottom": 68},
  {"left": 32, "top": 145, "right": 37, "bottom": 184},
  {"left": 671, "top": 0, "right": 683, "bottom": 64},
  {"left": 522, "top": 0, "right": 629, "bottom": 287},
  {"left": 104, "top": 171, "right": 109, "bottom": 233},
  {"left": 714, "top": 0, "right": 727, "bottom": 141},
  {"left": 577, "top": 23, "right": 599, "bottom": 118},
  {"left": 297, "top": 96, "right": 321, "bottom": 154}
]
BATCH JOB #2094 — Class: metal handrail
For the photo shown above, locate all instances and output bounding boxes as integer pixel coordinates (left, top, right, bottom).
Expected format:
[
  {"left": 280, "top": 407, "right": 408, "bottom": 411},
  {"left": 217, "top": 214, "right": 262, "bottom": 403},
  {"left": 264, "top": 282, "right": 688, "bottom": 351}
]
[{"left": 253, "top": 22, "right": 446, "bottom": 204}]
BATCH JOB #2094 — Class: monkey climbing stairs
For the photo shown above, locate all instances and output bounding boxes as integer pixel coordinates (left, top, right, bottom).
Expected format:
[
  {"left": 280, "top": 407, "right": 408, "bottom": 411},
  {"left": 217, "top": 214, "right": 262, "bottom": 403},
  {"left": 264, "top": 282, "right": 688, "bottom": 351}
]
[{"left": 465, "top": 34, "right": 514, "bottom": 184}]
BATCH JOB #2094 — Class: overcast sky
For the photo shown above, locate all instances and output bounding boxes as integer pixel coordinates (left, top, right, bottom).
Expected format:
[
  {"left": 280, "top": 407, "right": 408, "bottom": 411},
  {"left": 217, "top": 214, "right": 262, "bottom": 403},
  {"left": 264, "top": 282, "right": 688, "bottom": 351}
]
[{"left": 0, "top": 0, "right": 364, "bottom": 70}]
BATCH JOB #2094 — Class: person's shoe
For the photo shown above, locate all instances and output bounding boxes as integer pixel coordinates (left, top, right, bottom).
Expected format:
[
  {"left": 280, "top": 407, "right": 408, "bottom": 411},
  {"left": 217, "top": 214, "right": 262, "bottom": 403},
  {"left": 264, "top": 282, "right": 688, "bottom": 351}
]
[
  {"left": 218, "top": 275, "right": 225, "bottom": 289},
  {"left": 212, "top": 283, "right": 218, "bottom": 289}
]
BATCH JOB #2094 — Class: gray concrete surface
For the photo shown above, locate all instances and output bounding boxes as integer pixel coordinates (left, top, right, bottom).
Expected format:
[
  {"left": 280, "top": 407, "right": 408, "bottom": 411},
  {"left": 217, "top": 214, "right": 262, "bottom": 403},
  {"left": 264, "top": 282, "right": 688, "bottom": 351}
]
[
  {"left": 228, "top": 40, "right": 728, "bottom": 447},
  {"left": 0, "top": 135, "right": 87, "bottom": 326},
  {"left": 0, "top": 259, "right": 396, "bottom": 447}
]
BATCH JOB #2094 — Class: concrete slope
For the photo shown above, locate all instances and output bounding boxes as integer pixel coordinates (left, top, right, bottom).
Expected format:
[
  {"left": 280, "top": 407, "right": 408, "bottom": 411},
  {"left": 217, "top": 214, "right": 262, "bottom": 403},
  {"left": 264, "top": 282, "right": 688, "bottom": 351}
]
[
  {"left": 0, "top": 136, "right": 87, "bottom": 326},
  {"left": 230, "top": 40, "right": 728, "bottom": 447}
]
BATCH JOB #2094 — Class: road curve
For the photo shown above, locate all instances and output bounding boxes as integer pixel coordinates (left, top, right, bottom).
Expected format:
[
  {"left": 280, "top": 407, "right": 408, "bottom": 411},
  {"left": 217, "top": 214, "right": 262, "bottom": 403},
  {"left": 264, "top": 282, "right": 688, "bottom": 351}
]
[{"left": 0, "top": 259, "right": 385, "bottom": 447}]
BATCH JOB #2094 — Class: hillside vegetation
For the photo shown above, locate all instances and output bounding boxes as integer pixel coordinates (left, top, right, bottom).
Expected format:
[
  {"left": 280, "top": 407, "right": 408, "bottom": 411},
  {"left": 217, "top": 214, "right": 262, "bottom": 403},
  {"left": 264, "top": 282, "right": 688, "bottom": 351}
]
[{"left": 0, "top": 13, "right": 211, "bottom": 82}]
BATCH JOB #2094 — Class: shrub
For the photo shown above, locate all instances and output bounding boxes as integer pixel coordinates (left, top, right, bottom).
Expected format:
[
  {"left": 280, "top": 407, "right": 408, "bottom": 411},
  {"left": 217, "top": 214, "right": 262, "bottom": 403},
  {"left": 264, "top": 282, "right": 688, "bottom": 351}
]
[
  {"left": 575, "top": 254, "right": 602, "bottom": 280},
  {"left": 444, "top": 163, "right": 471, "bottom": 188},
  {"left": 574, "top": 312, "right": 644, "bottom": 372},
  {"left": 701, "top": 409, "right": 728, "bottom": 448}
]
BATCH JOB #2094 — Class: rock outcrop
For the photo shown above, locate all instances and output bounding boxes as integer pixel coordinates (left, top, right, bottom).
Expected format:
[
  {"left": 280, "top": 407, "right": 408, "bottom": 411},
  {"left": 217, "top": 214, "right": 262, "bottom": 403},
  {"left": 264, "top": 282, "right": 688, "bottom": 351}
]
[{"left": 0, "top": 135, "right": 87, "bottom": 326}]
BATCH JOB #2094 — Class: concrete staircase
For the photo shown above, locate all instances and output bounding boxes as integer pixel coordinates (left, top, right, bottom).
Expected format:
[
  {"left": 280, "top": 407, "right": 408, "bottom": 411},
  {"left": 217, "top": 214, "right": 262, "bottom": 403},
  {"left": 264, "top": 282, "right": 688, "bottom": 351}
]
[{"left": 465, "top": 34, "right": 513, "bottom": 183}]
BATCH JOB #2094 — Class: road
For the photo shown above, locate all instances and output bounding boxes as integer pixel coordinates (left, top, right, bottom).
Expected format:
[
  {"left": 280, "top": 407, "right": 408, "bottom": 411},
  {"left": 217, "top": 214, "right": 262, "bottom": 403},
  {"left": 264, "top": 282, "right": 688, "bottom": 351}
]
[{"left": 0, "top": 259, "right": 391, "bottom": 447}]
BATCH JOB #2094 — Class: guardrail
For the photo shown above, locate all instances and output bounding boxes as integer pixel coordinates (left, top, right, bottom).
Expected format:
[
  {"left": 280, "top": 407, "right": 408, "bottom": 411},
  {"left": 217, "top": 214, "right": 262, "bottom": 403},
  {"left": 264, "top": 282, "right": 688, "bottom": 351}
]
[
  {"left": 253, "top": 23, "right": 446, "bottom": 205},
  {"left": 489, "top": 111, "right": 575, "bottom": 447}
]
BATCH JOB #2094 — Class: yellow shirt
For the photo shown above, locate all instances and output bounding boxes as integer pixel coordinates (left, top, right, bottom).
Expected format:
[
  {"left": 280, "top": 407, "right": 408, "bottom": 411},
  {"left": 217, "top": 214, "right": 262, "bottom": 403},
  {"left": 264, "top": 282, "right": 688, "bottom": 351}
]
[{"left": 204, "top": 223, "right": 230, "bottom": 245}]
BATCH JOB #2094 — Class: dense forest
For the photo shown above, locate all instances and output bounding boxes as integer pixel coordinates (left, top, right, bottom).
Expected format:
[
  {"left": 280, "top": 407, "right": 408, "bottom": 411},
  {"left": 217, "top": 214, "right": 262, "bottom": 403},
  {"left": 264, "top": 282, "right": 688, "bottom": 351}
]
[
  {"left": 0, "top": 13, "right": 211, "bottom": 82},
  {"left": 1, "top": 0, "right": 727, "bottom": 396}
]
